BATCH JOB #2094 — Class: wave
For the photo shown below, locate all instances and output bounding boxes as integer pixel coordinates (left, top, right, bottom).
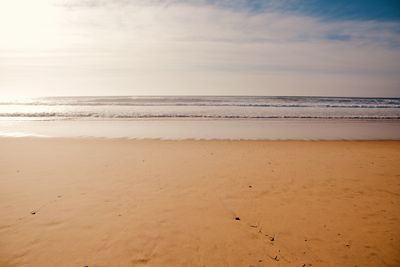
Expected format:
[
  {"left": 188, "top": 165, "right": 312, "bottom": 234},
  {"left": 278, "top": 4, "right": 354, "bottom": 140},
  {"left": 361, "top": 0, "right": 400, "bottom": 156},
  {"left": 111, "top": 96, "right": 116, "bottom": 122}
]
[
  {"left": 1, "top": 96, "right": 400, "bottom": 109},
  {"left": 1, "top": 96, "right": 399, "bottom": 121},
  {"left": 1, "top": 103, "right": 400, "bottom": 108},
  {"left": 1, "top": 112, "right": 399, "bottom": 120}
]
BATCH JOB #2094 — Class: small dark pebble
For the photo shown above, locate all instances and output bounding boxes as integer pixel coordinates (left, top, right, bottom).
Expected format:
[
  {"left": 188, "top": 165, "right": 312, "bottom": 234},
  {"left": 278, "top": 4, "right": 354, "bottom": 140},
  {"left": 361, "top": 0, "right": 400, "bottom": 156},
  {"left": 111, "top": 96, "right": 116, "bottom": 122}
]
[
  {"left": 258, "top": 259, "right": 263, "bottom": 262},
  {"left": 270, "top": 237, "right": 275, "bottom": 241},
  {"left": 273, "top": 256, "right": 279, "bottom": 261},
  {"left": 248, "top": 185, "right": 252, "bottom": 188},
  {"left": 30, "top": 211, "right": 36, "bottom": 215},
  {"left": 235, "top": 217, "right": 240, "bottom": 221}
]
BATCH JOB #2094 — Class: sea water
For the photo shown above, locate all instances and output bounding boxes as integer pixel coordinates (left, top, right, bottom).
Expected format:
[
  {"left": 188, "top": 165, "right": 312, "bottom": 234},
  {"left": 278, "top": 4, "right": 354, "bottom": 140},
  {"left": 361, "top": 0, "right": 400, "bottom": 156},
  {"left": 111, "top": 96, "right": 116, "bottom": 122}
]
[{"left": 0, "top": 96, "right": 399, "bottom": 139}]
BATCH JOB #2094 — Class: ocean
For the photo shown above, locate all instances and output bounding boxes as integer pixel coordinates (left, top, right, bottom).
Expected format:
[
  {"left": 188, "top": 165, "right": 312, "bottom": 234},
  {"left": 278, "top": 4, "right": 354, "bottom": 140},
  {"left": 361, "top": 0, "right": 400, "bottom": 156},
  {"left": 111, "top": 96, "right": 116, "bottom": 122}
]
[
  {"left": 1, "top": 96, "right": 400, "bottom": 120},
  {"left": 0, "top": 96, "right": 399, "bottom": 139}
]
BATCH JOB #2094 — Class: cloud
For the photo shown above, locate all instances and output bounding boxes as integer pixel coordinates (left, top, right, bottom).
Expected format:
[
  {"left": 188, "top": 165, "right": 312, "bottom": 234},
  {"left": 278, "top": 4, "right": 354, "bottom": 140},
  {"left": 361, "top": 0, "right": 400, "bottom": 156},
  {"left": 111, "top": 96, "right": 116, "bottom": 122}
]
[{"left": 0, "top": 0, "right": 399, "bottom": 97}]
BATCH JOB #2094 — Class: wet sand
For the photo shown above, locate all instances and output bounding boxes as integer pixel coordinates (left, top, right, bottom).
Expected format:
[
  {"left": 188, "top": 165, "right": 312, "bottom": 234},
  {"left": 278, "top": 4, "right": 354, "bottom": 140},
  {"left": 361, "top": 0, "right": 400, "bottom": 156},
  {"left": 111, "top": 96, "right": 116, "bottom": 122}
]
[{"left": 0, "top": 139, "right": 399, "bottom": 266}]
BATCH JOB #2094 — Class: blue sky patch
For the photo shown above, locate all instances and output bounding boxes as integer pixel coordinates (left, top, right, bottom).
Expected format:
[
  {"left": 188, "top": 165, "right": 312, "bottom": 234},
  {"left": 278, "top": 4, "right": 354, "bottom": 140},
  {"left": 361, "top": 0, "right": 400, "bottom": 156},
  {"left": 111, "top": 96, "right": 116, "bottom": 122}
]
[{"left": 209, "top": 0, "right": 400, "bottom": 21}]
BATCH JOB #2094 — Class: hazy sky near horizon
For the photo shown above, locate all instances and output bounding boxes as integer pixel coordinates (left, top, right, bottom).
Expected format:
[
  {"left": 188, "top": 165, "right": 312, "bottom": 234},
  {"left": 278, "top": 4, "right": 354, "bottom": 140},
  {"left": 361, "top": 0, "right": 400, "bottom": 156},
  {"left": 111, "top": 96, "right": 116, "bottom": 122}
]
[{"left": 1, "top": 0, "right": 400, "bottom": 98}]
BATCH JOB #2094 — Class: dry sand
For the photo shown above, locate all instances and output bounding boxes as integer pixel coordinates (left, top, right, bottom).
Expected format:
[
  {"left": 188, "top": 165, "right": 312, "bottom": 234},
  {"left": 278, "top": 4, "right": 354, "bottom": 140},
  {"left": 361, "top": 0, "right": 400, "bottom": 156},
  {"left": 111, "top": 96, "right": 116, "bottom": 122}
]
[{"left": 0, "top": 139, "right": 399, "bottom": 267}]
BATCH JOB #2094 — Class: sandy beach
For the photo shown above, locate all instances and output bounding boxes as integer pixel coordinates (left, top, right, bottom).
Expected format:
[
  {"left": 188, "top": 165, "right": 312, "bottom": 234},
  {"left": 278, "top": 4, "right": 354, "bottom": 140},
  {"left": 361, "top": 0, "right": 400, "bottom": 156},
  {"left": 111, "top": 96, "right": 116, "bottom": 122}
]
[{"left": 0, "top": 138, "right": 399, "bottom": 267}]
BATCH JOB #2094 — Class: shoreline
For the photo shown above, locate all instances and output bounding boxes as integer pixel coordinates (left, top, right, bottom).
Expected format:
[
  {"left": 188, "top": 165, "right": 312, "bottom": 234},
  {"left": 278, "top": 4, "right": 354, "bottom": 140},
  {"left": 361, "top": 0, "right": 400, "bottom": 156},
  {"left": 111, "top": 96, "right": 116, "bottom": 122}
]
[
  {"left": 1, "top": 139, "right": 399, "bottom": 266},
  {"left": 1, "top": 138, "right": 400, "bottom": 141},
  {"left": 1, "top": 119, "right": 400, "bottom": 140},
  {"left": 1, "top": 117, "right": 400, "bottom": 122}
]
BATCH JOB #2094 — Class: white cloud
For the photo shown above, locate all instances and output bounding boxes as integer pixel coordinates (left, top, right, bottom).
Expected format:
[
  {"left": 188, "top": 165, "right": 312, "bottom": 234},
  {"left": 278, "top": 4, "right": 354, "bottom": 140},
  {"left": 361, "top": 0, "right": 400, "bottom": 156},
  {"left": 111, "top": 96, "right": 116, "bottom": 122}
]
[{"left": 0, "top": 0, "right": 399, "bottom": 97}]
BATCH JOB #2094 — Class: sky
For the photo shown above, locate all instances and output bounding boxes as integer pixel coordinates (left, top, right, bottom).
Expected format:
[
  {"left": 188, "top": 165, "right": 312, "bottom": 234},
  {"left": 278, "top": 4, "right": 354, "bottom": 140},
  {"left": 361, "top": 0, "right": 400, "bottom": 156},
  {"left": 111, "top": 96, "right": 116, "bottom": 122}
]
[{"left": 0, "top": 0, "right": 399, "bottom": 98}]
